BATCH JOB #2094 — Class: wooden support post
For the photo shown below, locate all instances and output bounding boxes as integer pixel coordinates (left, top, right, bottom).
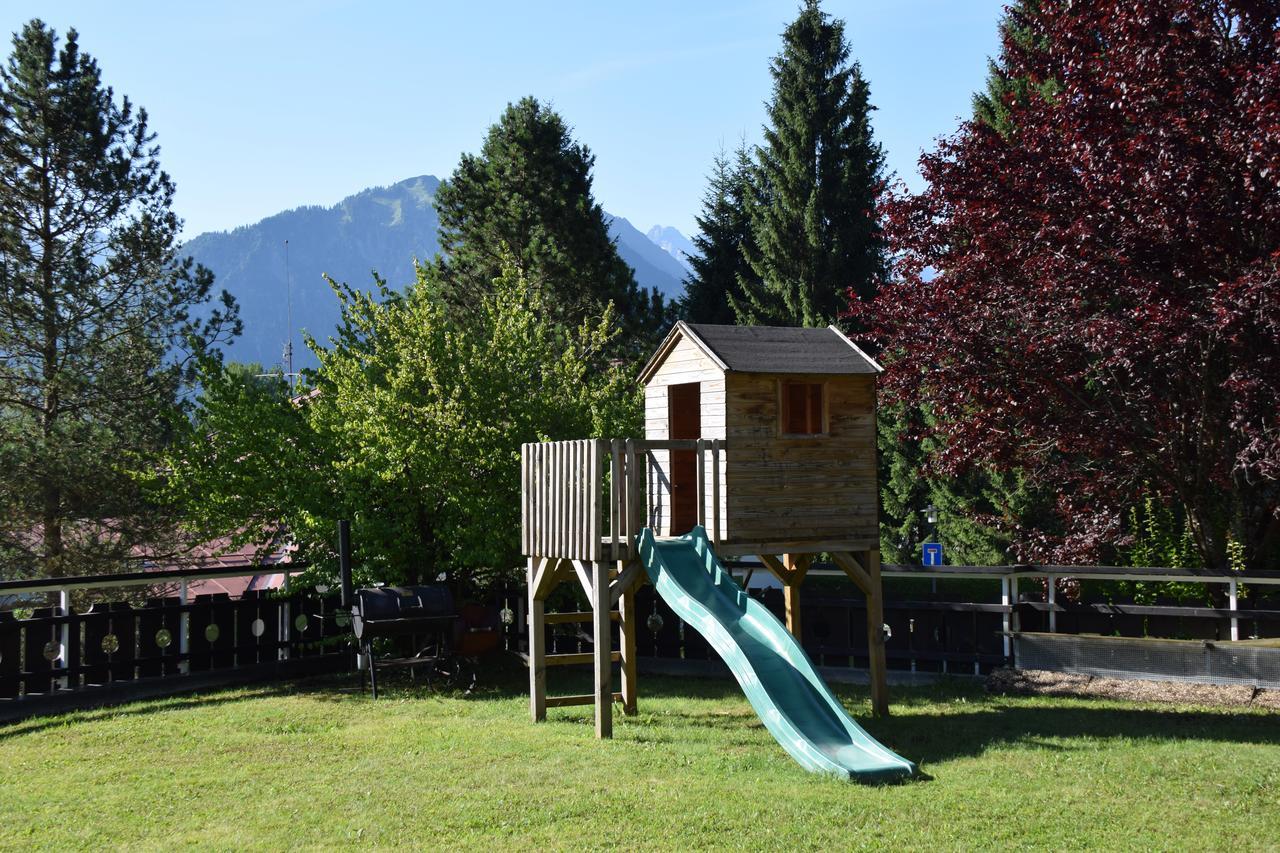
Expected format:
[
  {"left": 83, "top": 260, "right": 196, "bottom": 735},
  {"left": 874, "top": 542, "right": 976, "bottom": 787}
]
[
  {"left": 528, "top": 557, "right": 547, "bottom": 722},
  {"left": 783, "top": 553, "right": 802, "bottom": 640},
  {"left": 864, "top": 549, "right": 889, "bottom": 718},
  {"left": 591, "top": 559, "right": 613, "bottom": 738},
  {"left": 710, "top": 439, "right": 721, "bottom": 546},
  {"left": 620, "top": 578, "right": 638, "bottom": 716}
]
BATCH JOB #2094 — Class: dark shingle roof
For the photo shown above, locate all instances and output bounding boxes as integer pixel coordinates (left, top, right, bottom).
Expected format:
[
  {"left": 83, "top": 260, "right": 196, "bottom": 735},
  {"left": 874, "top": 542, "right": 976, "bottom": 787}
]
[{"left": 681, "top": 323, "right": 880, "bottom": 375}]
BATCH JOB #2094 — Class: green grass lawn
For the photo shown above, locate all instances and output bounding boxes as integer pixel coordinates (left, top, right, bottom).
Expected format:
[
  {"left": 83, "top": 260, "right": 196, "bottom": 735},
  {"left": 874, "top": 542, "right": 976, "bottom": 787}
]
[{"left": 2, "top": 668, "right": 1277, "bottom": 849}]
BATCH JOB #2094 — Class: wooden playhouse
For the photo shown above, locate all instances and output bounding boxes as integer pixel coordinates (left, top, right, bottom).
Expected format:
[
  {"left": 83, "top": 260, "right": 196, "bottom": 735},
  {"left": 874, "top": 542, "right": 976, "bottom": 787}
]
[{"left": 521, "top": 321, "right": 890, "bottom": 737}]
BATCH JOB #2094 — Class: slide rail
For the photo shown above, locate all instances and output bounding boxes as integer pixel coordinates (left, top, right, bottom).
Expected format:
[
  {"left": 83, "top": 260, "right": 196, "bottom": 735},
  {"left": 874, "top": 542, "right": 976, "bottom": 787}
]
[{"left": 521, "top": 438, "right": 726, "bottom": 561}]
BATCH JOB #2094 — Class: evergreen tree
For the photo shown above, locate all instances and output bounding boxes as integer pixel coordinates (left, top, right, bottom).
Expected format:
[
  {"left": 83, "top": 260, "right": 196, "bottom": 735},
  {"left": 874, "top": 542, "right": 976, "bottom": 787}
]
[
  {"left": 680, "top": 143, "right": 758, "bottom": 324},
  {"left": 972, "top": 0, "right": 1056, "bottom": 139},
  {"left": 736, "top": 0, "right": 886, "bottom": 328},
  {"left": 0, "top": 21, "right": 238, "bottom": 579},
  {"left": 433, "top": 96, "right": 670, "bottom": 352}
]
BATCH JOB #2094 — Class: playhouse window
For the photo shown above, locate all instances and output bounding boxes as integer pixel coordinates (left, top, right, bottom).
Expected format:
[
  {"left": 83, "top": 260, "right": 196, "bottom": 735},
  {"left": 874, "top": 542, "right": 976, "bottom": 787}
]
[{"left": 781, "top": 381, "right": 825, "bottom": 435}]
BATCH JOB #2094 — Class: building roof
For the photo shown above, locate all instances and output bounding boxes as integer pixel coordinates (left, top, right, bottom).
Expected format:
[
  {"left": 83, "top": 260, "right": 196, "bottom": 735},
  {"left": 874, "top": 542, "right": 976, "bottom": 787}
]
[{"left": 639, "top": 322, "right": 881, "bottom": 384}]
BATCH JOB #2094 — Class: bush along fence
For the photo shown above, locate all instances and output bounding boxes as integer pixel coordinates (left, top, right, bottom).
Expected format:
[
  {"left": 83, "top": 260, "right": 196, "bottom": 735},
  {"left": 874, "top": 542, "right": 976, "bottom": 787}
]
[{"left": 0, "top": 564, "right": 351, "bottom": 710}]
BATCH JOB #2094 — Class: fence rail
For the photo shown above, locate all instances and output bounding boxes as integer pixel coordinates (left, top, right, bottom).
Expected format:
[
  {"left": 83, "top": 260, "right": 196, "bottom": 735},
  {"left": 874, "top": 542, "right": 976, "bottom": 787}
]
[{"left": 517, "top": 559, "right": 1280, "bottom": 678}]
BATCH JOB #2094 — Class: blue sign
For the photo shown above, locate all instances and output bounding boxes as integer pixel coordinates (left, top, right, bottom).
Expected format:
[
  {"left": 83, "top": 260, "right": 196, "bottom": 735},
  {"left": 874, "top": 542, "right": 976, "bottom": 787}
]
[{"left": 922, "top": 542, "right": 944, "bottom": 567}]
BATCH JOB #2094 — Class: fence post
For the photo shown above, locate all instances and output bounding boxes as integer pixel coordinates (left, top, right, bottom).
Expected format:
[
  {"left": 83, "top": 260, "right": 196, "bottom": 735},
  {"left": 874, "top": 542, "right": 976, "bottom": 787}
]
[
  {"left": 1001, "top": 576, "right": 1012, "bottom": 662},
  {"left": 58, "top": 587, "right": 71, "bottom": 689},
  {"left": 280, "top": 572, "right": 292, "bottom": 661},
  {"left": 179, "top": 579, "right": 191, "bottom": 675},
  {"left": 1047, "top": 574, "right": 1057, "bottom": 633},
  {"left": 1228, "top": 578, "right": 1239, "bottom": 642}
]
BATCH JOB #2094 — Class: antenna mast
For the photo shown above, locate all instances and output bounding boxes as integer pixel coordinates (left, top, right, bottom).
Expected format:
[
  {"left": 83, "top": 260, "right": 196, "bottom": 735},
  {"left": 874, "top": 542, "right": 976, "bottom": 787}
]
[{"left": 284, "top": 239, "right": 295, "bottom": 392}]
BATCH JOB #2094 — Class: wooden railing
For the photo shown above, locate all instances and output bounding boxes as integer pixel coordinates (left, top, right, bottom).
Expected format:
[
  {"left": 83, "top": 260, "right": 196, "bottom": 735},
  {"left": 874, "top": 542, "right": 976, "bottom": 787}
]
[
  {"left": 0, "top": 563, "right": 353, "bottom": 705},
  {"left": 520, "top": 438, "right": 727, "bottom": 562}
]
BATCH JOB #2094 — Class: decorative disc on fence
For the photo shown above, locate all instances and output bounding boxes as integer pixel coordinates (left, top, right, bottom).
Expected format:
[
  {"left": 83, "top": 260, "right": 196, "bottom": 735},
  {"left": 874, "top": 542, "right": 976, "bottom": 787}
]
[
  {"left": 646, "top": 611, "right": 665, "bottom": 634},
  {"left": 155, "top": 628, "right": 172, "bottom": 649},
  {"left": 101, "top": 634, "right": 120, "bottom": 654},
  {"left": 251, "top": 618, "right": 266, "bottom": 638},
  {"left": 42, "top": 641, "right": 62, "bottom": 662},
  {"left": 205, "top": 624, "right": 220, "bottom": 643},
  {"left": 334, "top": 611, "right": 350, "bottom": 628},
  {"left": 294, "top": 614, "right": 308, "bottom": 632}
]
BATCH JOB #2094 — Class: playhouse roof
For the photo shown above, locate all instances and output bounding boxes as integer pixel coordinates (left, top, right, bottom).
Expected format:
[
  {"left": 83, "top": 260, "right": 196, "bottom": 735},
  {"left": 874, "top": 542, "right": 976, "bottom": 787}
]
[{"left": 639, "top": 322, "right": 882, "bottom": 384}]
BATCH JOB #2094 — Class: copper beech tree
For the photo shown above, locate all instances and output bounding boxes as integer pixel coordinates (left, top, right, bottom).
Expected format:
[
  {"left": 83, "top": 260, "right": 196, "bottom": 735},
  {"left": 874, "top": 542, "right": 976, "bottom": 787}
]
[{"left": 857, "top": 0, "right": 1279, "bottom": 569}]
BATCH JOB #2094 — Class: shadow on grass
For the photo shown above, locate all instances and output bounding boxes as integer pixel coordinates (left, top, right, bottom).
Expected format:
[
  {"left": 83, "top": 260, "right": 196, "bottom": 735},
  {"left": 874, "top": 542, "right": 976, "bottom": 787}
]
[
  {"left": 866, "top": 703, "right": 1280, "bottom": 766},
  {"left": 0, "top": 683, "right": 295, "bottom": 741},
  {"left": 525, "top": 672, "right": 1280, "bottom": 768},
  {"left": 7, "top": 663, "right": 1276, "bottom": 773}
]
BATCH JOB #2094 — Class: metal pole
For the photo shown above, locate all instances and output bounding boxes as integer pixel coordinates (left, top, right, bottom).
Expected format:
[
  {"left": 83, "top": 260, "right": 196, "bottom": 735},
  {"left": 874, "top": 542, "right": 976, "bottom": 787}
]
[{"left": 338, "top": 519, "right": 353, "bottom": 609}]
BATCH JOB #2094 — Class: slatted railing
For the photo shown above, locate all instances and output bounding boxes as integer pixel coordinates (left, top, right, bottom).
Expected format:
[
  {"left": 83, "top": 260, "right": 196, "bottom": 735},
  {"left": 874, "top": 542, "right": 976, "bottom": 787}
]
[{"left": 520, "top": 438, "right": 727, "bottom": 562}]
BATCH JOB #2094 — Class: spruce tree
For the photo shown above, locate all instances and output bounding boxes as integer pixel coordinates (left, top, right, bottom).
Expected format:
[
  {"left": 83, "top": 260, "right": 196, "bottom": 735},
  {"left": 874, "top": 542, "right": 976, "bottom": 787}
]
[
  {"left": 0, "top": 21, "right": 238, "bottom": 579},
  {"left": 972, "top": 0, "right": 1055, "bottom": 139},
  {"left": 736, "top": 0, "right": 886, "bottom": 328},
  {"left": 680, "top": 143, "right": 759, "bottom": 324},
  {"left": 433, "top": 97, "right": 670, "bottom": 352}
]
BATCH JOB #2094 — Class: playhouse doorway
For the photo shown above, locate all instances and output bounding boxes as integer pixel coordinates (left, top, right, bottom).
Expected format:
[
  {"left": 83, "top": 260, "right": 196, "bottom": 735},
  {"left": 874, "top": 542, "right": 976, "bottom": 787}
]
[{"left": 668, "top": 382, "right": 701, "bottom": 535}]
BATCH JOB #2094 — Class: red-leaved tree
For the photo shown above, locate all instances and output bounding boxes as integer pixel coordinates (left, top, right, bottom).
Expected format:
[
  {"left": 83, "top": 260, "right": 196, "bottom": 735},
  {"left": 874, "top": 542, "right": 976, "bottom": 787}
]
[{"left": 857, "top": 0, "right": 1280, "bottom": 569}]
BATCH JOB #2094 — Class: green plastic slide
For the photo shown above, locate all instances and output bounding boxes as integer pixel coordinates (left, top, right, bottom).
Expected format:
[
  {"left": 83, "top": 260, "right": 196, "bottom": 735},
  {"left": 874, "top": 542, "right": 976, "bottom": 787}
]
[{"left": 638, "top": 526, "right": 917, "bottom": 782}]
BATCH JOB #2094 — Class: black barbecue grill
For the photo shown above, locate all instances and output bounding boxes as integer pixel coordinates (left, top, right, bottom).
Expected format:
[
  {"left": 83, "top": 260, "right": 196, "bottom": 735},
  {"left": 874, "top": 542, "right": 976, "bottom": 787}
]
[{"left": 350, "top": 584, "right": 458, "bottom": 698}]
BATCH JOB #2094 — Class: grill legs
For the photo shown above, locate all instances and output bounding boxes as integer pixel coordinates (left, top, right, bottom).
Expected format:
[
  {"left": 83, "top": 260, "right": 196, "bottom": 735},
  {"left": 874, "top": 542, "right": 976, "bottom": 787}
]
[{"left": 365, "top": 641, "right": 379, "bottom": 699}]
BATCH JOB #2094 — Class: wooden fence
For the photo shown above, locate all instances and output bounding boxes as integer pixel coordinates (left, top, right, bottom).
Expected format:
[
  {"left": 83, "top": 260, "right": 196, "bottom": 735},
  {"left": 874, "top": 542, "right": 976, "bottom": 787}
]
[
  {"left": 516, "top": 561, "right": 1280, "bottom": 677},
  {"left": 0, "top": 565, "right": 350, "bottom": 704}
]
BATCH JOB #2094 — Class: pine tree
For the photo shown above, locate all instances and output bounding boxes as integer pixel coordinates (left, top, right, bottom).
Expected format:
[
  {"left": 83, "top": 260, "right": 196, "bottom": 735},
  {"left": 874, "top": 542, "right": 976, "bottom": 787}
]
[
  {"left": 680, "top": 143, "right": 759, "bottom": 324},
  {"left": 0, "top": 21, "right": 238, "bottom": 579},
  {"left": 432, "top": 96, "right": 670, "bottom": 352},
  {"left": 736, "top": 0, "right": 886, "bottom": 328}
]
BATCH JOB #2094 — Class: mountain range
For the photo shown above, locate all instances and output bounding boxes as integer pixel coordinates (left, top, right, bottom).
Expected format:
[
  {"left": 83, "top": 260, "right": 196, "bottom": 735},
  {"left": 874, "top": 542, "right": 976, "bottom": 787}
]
[
  {"left": 646, "top": 225, "right": 696, "bottom": 271},
  {"left": 182, "top": 175, "right": 693, "bottom": 370}
]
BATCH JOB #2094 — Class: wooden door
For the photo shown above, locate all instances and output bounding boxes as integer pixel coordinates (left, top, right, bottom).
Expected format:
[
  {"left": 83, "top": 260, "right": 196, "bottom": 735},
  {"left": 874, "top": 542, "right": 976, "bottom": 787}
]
[{"left": 668, "top": 382, "right": 701, "bottom": 535}]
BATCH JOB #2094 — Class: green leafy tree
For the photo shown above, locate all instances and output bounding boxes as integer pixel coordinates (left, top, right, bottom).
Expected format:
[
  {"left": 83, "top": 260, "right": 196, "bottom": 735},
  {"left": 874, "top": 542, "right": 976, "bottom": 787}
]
[
  {"left": 0, "top": 21, "right": 237, "bottom": 579},
  {"left": 156, "top": 262, "right": 639, "bottom": 591},
  {"left": 433, "top": 96, "right": 670, "bottom": 353},
  {"left": 734, "top": 0, "right": 886, "bottom": 327},
  {"left": 680, "top": 143, "right": 759, "bottom": 324}
]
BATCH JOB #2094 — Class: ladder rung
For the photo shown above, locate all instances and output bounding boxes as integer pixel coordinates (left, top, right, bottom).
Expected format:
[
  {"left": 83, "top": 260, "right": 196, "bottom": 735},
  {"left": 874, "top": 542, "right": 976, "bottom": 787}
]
[
  {"left": 545, "top": 652, "right": 621, "bottom": 667},
  {"left": 545, "top": 692, "right": 624, "bottom": 708},
  {"left": 543, "top": 610, "right": 621, "bottom": 624}
]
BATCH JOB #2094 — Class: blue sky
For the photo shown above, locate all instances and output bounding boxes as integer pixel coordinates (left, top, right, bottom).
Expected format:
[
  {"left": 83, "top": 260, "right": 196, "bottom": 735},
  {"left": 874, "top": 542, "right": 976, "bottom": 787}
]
[{"left": 3, "top": 1, "right": 1007, "bottom": 239}]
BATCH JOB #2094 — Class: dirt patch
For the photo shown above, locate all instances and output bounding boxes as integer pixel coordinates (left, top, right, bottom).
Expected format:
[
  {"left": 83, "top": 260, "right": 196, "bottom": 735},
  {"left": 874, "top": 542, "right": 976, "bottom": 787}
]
[{"left": 986, "top": 667, "right": 1280, "bottom": 710}]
